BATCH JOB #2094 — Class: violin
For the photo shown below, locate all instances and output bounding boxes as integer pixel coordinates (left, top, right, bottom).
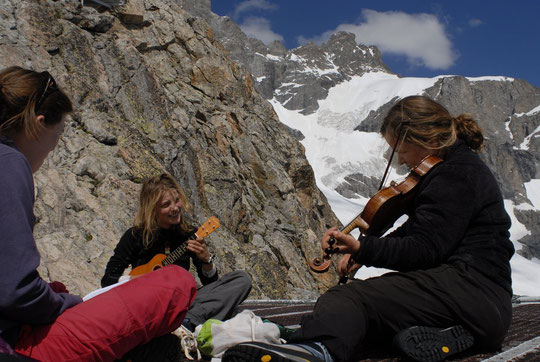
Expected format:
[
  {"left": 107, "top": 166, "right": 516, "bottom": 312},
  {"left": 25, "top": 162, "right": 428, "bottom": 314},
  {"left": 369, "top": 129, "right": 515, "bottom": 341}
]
[{"left": 309, "top": 155, "right": 443, "bottom": 277}]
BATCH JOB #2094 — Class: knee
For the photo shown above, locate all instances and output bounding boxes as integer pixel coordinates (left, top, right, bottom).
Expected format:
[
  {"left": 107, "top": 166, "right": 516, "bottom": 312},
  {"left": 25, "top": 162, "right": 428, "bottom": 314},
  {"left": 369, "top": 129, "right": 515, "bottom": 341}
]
[{"left": 229, "top": 270, "right": 253, "bottom": 292}]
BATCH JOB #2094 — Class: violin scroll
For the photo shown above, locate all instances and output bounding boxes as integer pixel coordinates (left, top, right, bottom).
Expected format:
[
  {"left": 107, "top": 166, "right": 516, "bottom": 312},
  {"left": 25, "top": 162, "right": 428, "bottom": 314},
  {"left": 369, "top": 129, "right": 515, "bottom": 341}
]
[
  {"left": 308, "top": 235, "right": 338, "bottom": 272},
  {"left": 308, "top": 255, "right": 332, "bottom": 272},
  {"left": 308, "top": 216, "right": 366, "bottom": 273}
]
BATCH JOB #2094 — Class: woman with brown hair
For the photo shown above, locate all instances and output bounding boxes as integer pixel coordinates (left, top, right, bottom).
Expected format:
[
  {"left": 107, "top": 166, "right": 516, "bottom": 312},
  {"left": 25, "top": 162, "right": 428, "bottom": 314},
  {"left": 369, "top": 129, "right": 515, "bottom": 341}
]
[
  {"left": 0, "top": 66, "right": 197, "bottom": 361},
  {"left": 101, "top": 173, "right": 252, "bottom": 332},
  {"left": 223, "top": 95, "right": 514, "bottom": 362}
]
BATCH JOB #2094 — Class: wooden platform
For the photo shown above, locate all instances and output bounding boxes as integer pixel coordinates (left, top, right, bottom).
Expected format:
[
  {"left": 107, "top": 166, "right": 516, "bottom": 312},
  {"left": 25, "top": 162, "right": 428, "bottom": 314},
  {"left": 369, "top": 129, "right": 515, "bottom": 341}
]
[{"left": 237, "top": 299, "right": 540, "bottom": 361}]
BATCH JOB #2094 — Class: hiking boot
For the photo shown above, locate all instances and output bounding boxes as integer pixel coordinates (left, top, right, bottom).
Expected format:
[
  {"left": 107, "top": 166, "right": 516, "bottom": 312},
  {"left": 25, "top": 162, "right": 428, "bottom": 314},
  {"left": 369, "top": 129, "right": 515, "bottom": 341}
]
[
  {"left": 393, "top": 325, "right": 475, "bottom": 362},
  {"left": 222, "top": 341, "right": 328, "bottom": 362}
]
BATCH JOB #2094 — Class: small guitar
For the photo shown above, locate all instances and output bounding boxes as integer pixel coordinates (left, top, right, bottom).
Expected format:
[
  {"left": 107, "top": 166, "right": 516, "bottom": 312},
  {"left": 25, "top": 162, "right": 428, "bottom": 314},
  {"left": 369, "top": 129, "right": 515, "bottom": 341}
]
[{"left": 129, "top": 216, "right": 221, "bottom": 277}]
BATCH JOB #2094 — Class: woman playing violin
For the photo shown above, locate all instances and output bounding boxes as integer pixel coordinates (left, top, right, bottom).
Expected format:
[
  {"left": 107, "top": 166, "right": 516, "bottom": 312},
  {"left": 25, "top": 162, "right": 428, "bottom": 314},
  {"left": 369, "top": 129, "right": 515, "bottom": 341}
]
[{"left": 223, "top": 96, "right": 514, "bottom": 362}]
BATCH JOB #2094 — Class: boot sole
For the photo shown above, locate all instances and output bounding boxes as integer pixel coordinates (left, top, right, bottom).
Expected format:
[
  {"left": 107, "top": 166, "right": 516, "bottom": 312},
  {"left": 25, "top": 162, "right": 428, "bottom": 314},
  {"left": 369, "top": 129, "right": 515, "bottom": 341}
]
[
  {"left": 222, "top": 341, "right": 323, "bottom": 362},
  {"left": 394, "top": 325, "right": 474, "bottom": 362}
]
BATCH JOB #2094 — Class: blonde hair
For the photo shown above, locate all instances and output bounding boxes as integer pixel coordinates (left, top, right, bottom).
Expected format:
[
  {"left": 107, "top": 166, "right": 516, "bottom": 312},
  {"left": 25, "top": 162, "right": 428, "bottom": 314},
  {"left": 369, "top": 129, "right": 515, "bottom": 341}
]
[
  {"left": 0, "top": 66, "right": 72, "bottom": 138},
  {"left": 381, "top": 95, "right": 484, "bottom": 154},
  {"left": 134, "top": 173, "right": 192, "bottom": 248}
]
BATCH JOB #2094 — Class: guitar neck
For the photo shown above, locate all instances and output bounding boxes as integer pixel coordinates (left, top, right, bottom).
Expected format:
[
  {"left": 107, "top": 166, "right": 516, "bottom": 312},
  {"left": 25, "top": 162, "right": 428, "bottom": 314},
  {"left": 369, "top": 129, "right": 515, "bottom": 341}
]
[
  {"left": 161, "top": 217, "right": 220, "bottom": 266},
  {"left": 162, "top": 242, "right": 189, "bottom": 266}
]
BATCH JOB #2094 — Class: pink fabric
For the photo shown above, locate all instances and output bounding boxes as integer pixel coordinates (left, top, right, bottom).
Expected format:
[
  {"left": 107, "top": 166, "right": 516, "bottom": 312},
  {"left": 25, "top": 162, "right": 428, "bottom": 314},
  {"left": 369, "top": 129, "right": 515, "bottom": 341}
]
[{"left": 14, "top": 265, "right": 196, "bottom": 362}]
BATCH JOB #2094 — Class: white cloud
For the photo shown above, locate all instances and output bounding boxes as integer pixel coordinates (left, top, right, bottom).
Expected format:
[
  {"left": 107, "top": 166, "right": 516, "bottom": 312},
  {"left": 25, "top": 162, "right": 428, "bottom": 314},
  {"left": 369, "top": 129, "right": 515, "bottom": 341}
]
[
  {"left": 240, "top": 16, "right": 284, "bottom": 45},
  {"left": 298, "top": 9, "right": 457, "bottom": 70},
  {"left": 233, "top": 0, "right": 278, "bottom": 19},
  {"left": 469, "top": 18, "right": 483, "bottom": 27}
]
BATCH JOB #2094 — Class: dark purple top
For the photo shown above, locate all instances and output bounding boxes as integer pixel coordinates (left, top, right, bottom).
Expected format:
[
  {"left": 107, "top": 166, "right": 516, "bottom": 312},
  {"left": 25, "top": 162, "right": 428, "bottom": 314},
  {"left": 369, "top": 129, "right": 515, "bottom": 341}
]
[{"left": 0, "top": 138, "right": 82, "bottom": 345}]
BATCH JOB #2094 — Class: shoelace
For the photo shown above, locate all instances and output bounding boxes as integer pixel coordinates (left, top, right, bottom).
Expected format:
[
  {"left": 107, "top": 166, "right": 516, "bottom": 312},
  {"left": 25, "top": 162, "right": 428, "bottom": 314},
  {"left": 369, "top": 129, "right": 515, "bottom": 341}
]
[{"left": 173, "top": 325, "right": 202, "bottom": 360}]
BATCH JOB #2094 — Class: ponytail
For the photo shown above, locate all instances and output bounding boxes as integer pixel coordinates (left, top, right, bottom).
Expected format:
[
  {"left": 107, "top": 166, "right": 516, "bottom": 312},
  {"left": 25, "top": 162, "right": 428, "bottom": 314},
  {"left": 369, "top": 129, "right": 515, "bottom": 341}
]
[
  {"left": 454, "top": 114, "right": 484, "bottom": 151},
  {"left": 382, "top": 96, "right": 485, "bottom": 154}
]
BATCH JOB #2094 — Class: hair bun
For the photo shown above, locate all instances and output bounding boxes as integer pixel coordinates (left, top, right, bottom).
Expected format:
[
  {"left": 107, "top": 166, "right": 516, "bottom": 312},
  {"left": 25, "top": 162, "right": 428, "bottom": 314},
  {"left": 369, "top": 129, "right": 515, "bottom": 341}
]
[{"left": 455, "top": 114, "right": 484, "bottom": 151}]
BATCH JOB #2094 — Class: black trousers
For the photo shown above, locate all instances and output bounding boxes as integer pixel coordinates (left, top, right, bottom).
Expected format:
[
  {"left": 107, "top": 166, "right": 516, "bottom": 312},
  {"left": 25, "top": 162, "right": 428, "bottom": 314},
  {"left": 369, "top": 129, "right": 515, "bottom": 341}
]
[{"left": 291, "top": 262, "right": 512, "bottom": 362}]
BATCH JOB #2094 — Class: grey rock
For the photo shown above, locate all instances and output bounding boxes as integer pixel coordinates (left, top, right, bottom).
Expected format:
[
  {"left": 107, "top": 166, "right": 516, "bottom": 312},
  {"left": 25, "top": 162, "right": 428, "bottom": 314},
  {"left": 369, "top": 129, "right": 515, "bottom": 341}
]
[{"left": 1, "top": 0, "right": 340, "bottom": 299}]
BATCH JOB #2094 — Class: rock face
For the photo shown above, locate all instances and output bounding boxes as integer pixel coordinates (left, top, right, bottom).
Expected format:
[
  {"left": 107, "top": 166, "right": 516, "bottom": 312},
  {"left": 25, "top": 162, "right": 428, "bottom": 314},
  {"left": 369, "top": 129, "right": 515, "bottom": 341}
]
[{"left": 0, "top": 0, "right": 340, "bottom": 298}]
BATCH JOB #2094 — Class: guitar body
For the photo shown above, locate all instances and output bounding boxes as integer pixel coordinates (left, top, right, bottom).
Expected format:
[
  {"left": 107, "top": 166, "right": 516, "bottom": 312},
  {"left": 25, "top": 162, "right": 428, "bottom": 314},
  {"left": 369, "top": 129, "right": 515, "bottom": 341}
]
[
  {"left": 127, "top": 216, "right": 220, "bottom": 278},
  {"left": 129, "top": 254, "right": 167, "bottom": 277}
]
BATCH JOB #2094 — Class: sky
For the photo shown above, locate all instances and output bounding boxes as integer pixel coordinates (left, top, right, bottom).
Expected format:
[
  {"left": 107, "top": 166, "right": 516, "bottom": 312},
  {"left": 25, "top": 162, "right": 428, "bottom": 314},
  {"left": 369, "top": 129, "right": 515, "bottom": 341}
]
[{"left": 211, "top": 0, "right": 540, "bottom": 87}]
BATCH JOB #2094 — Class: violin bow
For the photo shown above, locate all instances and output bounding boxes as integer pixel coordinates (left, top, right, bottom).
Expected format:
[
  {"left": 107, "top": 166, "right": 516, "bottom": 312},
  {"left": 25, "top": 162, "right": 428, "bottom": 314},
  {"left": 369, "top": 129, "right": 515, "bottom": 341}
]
[{"left": 379, "top": 119, "right": 410, "bottom": 190}]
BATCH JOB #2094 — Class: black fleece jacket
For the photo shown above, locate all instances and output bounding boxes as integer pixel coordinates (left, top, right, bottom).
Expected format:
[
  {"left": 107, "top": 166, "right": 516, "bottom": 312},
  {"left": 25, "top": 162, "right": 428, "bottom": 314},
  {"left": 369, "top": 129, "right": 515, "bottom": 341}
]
[
  {"left": 353, "top": 139, "right": 514, "bottom": 294},
  {"left": 101, "top": 226, "right": 218, "bottom": 287}
]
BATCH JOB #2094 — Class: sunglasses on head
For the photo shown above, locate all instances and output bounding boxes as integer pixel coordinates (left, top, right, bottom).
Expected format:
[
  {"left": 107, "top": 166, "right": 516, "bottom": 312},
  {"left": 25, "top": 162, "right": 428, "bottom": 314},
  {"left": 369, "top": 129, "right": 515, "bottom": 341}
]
[{"left": 34, "top": 71, "right": 58, "bottom": 113}]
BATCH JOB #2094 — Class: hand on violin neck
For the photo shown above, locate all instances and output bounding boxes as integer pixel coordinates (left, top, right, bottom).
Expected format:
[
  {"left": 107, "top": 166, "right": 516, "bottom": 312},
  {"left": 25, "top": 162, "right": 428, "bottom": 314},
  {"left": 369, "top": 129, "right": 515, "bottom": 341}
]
[{"left": 322, "top": 228, "right": 361, "bottom": 255}]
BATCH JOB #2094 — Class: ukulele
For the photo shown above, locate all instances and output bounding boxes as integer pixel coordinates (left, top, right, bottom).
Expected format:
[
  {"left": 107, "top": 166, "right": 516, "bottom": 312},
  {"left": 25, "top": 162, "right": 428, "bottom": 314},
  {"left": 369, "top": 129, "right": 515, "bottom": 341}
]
[{"left": 129, "top": 216, "right": 221, "bottom": 277}]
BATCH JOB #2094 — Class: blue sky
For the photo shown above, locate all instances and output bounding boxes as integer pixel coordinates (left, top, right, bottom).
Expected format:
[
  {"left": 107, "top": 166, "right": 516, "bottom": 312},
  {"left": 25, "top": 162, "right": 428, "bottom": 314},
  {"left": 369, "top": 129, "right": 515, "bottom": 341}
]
[{"left": 211, "top": 0, "right": 540, "bottom": 87}]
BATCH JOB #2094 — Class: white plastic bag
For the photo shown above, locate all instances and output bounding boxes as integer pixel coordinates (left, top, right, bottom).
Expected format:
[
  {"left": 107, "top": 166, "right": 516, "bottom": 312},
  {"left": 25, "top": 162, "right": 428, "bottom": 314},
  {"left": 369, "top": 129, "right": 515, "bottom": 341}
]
[{"left": 195, "top": 309, "right": 281, "bottom": 358}]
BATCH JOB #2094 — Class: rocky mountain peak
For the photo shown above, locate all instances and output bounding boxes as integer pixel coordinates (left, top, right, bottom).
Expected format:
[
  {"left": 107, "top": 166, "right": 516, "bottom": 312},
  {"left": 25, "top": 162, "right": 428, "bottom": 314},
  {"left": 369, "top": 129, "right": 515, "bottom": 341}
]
[
  {"left": 183, "top": 4, "right": 392, "bottom": 115},
  {"left": 263, "top": 33, "right": 390, "bottom": 113},
  {"left": 268, "top": 39, "right": 287, "bottom": 56}
]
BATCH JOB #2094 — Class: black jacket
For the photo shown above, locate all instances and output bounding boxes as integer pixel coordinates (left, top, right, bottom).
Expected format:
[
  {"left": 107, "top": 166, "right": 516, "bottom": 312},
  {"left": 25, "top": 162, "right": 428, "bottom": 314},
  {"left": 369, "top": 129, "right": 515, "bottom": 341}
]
[
  {"left": 354, "top": 139, "right": 514, "bottom": 294},
  {"left": 101, "top": 226, "right": 219, "bottom": 287}
]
